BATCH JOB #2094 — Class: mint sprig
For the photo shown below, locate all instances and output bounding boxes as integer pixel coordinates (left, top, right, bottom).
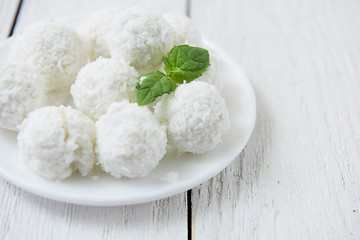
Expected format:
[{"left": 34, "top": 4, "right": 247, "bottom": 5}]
[
  {"left": 136, "top": 71, "right": 176, "bottom": 106},
  {"left": 136, "top": 45, "right": 210, "bottom": 106},
  {"left": 163, "top": 45, "right": 210, "bottom": 83}
]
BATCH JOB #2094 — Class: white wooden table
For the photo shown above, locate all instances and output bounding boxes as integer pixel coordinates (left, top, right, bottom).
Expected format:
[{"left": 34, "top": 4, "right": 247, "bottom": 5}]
[{"left": 1, "top": 0, "right": 360, "bottom": 239}]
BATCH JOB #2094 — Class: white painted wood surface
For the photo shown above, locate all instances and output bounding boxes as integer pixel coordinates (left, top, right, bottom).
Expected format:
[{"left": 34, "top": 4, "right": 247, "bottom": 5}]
[
  {"left": 0, "top": 1, "right": 188, "bottom": 240},
  {"left": 0, "top": 0, "right": 20, "bottom": 39},
  {"left": 190, "top": 0, "right": 360, "bottom": 239},
  {"left": 1, "top": 0, "right": 360, "bottom": 239}
]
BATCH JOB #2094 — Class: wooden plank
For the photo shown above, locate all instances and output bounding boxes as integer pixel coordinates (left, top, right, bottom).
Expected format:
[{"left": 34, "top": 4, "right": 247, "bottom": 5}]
[
  {"left": 0, "top": 0, "right": 21, "bottom": 39},
  {"left": 0, "top": 1, "right": 188, "bottom": 240},
  {"left": 190, "top": 0, "right": 360, "bottom": 239},
  {"left": 1, "top": 187, "right": 188, "bottom": 239}
]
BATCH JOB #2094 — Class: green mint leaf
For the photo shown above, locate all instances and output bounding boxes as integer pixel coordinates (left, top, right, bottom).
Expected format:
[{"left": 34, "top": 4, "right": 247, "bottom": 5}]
[
  {"left": 136, "top": 71, "right": 177, "bottom": 106},
  {"left": 163, "top": 45, "right": 210, "bottom": 84}
]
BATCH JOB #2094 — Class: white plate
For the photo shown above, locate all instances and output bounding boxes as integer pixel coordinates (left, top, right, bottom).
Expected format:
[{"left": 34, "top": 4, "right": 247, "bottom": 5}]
[{"left": 0, "top": 20, "right": 256, "bottom": 206}]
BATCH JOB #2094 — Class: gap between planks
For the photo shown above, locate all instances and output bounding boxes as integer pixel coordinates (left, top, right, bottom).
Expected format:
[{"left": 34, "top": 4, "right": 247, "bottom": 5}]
[
  {"left": 8, "top": 0, "right": 23, "bottom": 37},
  {"left": 186, "top": 1, "right": 192, "bottom": 240}
]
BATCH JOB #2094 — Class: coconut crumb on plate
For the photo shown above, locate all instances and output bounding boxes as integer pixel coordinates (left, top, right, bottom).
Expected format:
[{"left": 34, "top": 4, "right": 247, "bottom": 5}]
[{"left": 160, "top": 171, "right": 179, "bottom": 182}]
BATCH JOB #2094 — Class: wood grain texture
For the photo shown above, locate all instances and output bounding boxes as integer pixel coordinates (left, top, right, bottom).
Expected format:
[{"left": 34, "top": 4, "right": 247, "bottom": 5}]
[
  {"left": 1, "top": 188, "right": 187, "bottom": 240},
  {"left": 0, "top": 1, "right": 188, "bottom": 240},
  {"left": 0, "top": 0, "right": 20, "bottom": 39},
  {"left": 190, "top": 0, "right": 360, "bottom": 239}
]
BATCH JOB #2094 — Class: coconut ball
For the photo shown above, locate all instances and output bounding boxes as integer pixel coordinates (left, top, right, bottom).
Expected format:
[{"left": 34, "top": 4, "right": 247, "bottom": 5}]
[
  {"left": 9, "top": 20, "right": 89, "bottom": 105},
  {"left": 107, "top": 7, "right": 173, "bottom": 73},
  {"left": 18, "top": 106, "right": 96, "bottom": 180},
  {"left": 79, "top": 8, "right": 121, "bottom": 60},
  {"left": 163, "top": 13, "right": 202, "bottom": 46},
  {"left": 71, "top": 57, "right": 139, "bottom": 120},
  {"left": 96, "top": 101, "right": 167, "bottom": 178},
  {"left": 155, "top": 81, "right": 230, "bottom": 154},
  {"left": 0, "top": 62, "right": 47, "bottom": 131}
]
